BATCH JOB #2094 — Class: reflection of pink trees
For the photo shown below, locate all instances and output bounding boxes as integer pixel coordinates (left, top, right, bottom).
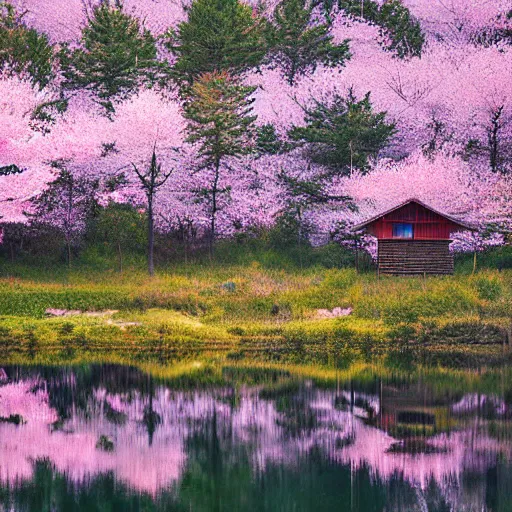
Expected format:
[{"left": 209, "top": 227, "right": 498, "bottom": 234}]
[
  {"left": 0, "top": 380, "right": 187, "bottom": 494},
  {"left": 0, "top": 379, "right": 58, "bottom": 483},
  {"left": 1, "top": 371, "right": 510, "bottom": 508}
]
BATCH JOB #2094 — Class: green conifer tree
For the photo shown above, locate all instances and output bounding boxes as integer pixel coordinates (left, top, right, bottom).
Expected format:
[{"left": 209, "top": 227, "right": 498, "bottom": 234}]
[
  {"left": 267, "top": 0, "right": 350, "bottom": 85},
  {"left": 166, "top": 0, "right": 267, "bottom": 83},
  {"left": 289, "top": 89, "right": 396, "bottom": 175},
  {"left": 60, "top": 1, "right": 158, "bottom": 113},
  {"left": 0, "top": 2, "right": 54, "bottom": 88},
  {"left": 256, "top": 124, "right": 288, "bottom": 155},
  {"left": 183, "top": 71, "right": 257, "bottom": 251},
  {"left": 338, "top": 0, "right": 424, "bottom": 58}
]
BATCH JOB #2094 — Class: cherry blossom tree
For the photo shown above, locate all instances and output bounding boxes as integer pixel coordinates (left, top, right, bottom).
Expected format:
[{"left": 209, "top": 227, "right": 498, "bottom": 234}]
[
  {"left": 83, "top": 87, "right": 186, "bottom": 272},
  {"left": 29, "top": 161, "right": 98, "bottom": 265},
  {"left": 0, "top": 76, "right": 59, "bottom": 224},
  {"left": 1, "top": 0, "right": 511, "bottom": 262},
  {"left": 401, "top": 0, "right": 511, "bottom": 45}
]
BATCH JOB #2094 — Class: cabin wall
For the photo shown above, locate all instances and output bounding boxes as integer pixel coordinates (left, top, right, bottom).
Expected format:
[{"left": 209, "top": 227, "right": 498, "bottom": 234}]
[
  {"left": 368, "top": 202, "right": 460, "bottom": 240},
  {"left": 378, "top": 240, "right": 454, "bottom": 275}
]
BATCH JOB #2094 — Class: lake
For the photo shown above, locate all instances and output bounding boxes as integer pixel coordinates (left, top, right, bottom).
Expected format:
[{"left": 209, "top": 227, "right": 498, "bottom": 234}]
[{"left": 0, "top": 362, "right": 511, "bottom": 511}]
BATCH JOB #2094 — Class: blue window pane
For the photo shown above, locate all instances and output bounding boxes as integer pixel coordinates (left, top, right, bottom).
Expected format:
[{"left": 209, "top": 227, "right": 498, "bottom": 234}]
[{"left": 392, "top": 223, "right": 413, "bottom": 238}]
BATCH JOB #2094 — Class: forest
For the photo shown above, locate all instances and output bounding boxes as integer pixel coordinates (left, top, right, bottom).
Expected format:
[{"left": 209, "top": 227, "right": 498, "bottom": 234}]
[
  {"left": 0, "top": 0, "right": 511, "bottom": 273},
  {"left": 1, "top": 5, "right": 512, "bottom": 509},
  {"left": 0, "top": 0, "right": 511, "bottom": 363}
]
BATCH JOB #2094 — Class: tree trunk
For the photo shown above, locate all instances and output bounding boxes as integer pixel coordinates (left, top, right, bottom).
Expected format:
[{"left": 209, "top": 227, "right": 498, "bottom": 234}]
[
  {"left": 349, "top": 140, "right": 354, "bottom": 174},
  {"left": 210, "top": 160, "right": 221, "bottom": 259},
  {"left": 354, "top": 239, "right": 359, "bottom": 273},
  {"left": 117, "top": 241, "right": 123, "bottom": 273},
  {"left": 67, "top": 240, "right": 72, "bottom": 268},
  {"left": 472, "top": 250, "right": 477, "bottom": 275},
  {"left": 297, "top": 207, "right": 303, "bottom": 270},
  {"left": 148, "top": 198, "right": 155, "bottom": 276},
  {"left": 66, "top": 180, "right": 74, "bottom": 269},
  {"left": 488, "top": 107, "right": 503, "bottom": 173},
  {"left": 288, "top": 59, "right": 297, "bottom": 86}
]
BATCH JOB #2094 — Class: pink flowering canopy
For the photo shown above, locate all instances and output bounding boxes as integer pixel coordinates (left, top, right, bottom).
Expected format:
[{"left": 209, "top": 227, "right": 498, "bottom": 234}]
[{"left": 0, "top": 0, "right": 511, "bottom": 252}]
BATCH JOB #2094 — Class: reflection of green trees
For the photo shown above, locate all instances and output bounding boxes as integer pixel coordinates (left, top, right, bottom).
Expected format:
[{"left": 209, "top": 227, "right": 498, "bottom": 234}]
[
  {"left": 2, "top": 457, "right": 512, "bottom": 512},
  {"left": 3, "top": 457, "right": 512, "bottom": 512},
  {"left": 178, "top": 411, "right": 388, "bottom": 512},
  {"left": 0, "top": 461, "right": 169, "bottom": 511},
  {"left": 178, "top": 411, "right": 254, "bottom": 512},
  {"left": 1, "top": 455, "right": 382, "bottom": 512},
  {"left": 1, "top": 362, "right": 512, "bottom": 510}
]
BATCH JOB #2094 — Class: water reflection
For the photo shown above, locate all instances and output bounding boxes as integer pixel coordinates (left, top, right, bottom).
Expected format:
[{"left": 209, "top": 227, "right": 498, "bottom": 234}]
[{"left": 0, "top": 364, "right": 511, "bottom": 511}]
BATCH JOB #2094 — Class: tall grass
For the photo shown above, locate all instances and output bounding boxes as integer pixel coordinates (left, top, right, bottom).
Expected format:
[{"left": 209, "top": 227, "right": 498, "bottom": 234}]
[{"left": 0, "top": 246, "right": 510, "bottom": 367}]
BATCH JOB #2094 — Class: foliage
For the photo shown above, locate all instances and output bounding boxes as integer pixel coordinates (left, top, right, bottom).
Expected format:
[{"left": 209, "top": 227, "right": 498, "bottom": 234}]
[
  {"left": 184, "top": 71, "right": 256, "bottom": 169},
  {"left": 59, "top": 2, "right": 158, "bottom": 112},
  {"left": 289, "top": 89, "right": 396, "bottom": 174},
  {"left": 0, "top": 2, "right": 54, "bottom": 88},
  {"left": 269, "top": 211, "right": 313, "bottom": 250},
  {"left": 166, "top": 0, "right": 267, "bottom": 82},
  {"left": 94, "top": 201, "right": 147, "bottom": 272},
  {"left": 255, "top": 124, "right": 288, "bottom": 155},
  {"left": 266, "top": 0, "right": 350, "bottom": 85},
  {"left": 28, "top": 165, "right": 98, "bottom": 266},
  {"left": 0, "top": 254, "right": 509, "bottom": 367},
  {"left": 0, "top": 0, "right": 511, "bottom": 262},
  {"left": 338, "top": 0, "right": 424, "bottom": 58},
  {"left": 184, "top": 71, "right": 257, "bottom": 247},
  {"left": 0, "top": 164, "right": 22, "bottom": 175}
]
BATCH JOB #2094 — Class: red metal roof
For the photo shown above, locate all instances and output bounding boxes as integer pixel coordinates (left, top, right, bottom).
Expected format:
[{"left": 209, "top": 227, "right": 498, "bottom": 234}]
[{"left": 352, "top": 198, "right": 474, "bottom": 232}]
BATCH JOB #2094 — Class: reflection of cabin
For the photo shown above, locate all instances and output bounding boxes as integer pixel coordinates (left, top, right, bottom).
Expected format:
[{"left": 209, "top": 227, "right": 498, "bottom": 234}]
[
  {"left": 353, "top": 199, "right": 472, "bottom": 276},
  {"left": 376, "top": 385, "right": 456, "bottom": 438}
]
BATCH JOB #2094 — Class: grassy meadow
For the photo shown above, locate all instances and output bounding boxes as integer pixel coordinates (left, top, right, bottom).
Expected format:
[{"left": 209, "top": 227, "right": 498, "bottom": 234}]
[{"left": 0, "top": 243, "right": 511, "bottom": 369}]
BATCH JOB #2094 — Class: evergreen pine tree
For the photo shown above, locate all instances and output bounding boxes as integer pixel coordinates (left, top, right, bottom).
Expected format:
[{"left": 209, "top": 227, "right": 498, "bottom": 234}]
[
  {"left": 166, "top": 0, "right": 267, "bottom": 83},
  {"left": 183, "top": 71, "right": 257, "bottom": 251},
  {"left": 256, "top": 124, "right": 288, "bottom": 155},
  {"left": 378, "top": 0, "right": 424, "bottom": 58},
  {"left": 289, "top": 89, "right": 396, "bottom": 175},
  {"left": 60, "top": 1, "right": 158, "bottom": 113},
  {"left": 0, "top": 164, "right": 22, "bottom": 175},
  {"left": 267, "top": 0, "right": 350, "bottom": 85},
  {"left": 338, "top": 0, "right": 424, "bottom": 58},
  {"left": 0, "top": 2, "right": 54, "bottom": 88}
]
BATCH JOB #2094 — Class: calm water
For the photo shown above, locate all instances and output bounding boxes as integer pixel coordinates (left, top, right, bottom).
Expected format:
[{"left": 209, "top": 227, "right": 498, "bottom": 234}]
[{"left": 0, "top": 363, "right": 511, "bottom": 511}]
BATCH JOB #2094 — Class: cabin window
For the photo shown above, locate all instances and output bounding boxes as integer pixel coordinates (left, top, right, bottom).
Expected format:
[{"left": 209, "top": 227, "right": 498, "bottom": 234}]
[
  {"left": 397, "top": 411, "right": 435, "bottom": 425},
  {"left": 392, "top": 223, "right": 414, "bottom": 239}
]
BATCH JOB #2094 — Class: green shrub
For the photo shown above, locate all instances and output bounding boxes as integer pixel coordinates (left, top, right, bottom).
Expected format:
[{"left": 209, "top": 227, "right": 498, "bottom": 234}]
[
  {"left": 382, "top": 300, "right": 420, "bottom": 325},
  {"left": 322, "top": 268, "right": 358, "bottom": 289},
  {"left": 473, "top": 274, "right": 503, "bottom": 301}
]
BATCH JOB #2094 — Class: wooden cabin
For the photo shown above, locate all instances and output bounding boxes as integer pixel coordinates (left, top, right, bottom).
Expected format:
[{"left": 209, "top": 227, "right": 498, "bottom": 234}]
[
  {"left": 374, "top": 384, "right": 458, "bottom": 440},
  {"left": 353, "top": 199, "right": 472, "bottom": 275}
]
